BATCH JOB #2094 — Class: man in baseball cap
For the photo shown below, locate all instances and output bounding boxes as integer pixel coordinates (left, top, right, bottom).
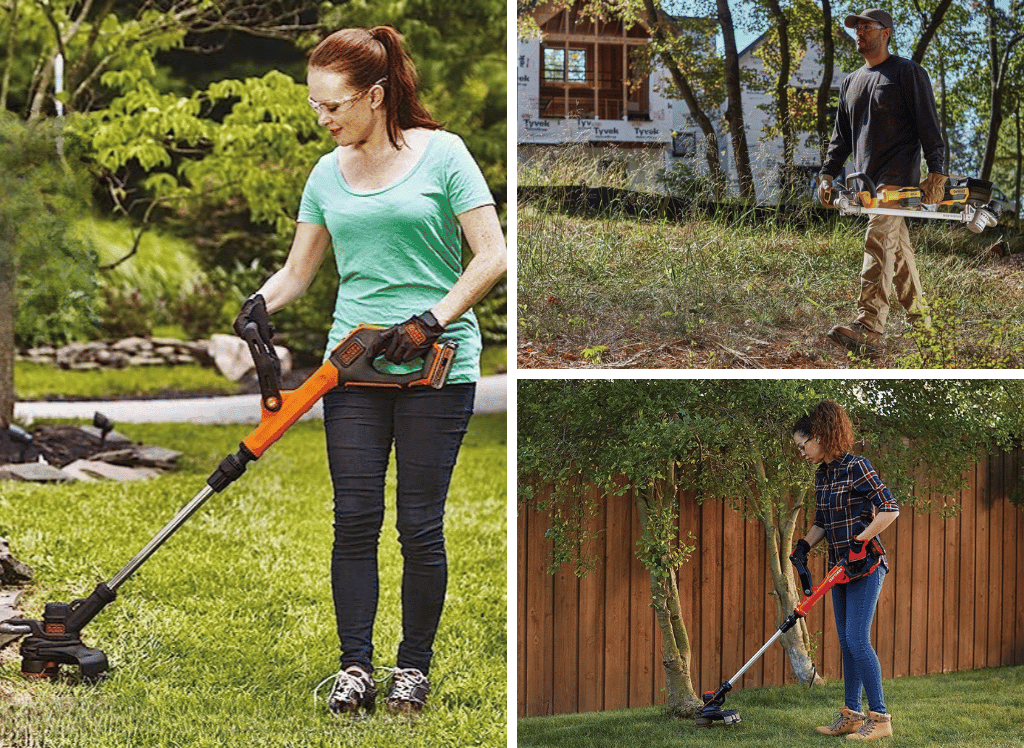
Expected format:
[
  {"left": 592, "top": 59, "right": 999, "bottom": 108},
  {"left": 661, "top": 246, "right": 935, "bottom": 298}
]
[{"left": 818, "top": 6, "right": 946, "bottom": 358}]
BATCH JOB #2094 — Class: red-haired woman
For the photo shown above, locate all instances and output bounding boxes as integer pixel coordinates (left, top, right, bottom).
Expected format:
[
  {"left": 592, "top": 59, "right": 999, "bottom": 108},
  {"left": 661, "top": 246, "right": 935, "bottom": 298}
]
[
  {"left": 234, "top": 26, "right": 505, "bottom": 716},
  {"left": 791, "top": 400, "right": 899, "bottom": 741}
]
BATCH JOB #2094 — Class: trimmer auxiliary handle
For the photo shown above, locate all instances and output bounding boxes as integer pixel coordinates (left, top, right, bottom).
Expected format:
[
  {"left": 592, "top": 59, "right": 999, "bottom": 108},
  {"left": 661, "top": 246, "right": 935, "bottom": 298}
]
[
  {"left": 0, "top": 325, "right": 457, "bottom": 682},
  {"left": 819, "top": 172, "right": 1001, "bottom": 234},
  {"left": 695, "top": 538, "right": 884, "bottom": 728}
]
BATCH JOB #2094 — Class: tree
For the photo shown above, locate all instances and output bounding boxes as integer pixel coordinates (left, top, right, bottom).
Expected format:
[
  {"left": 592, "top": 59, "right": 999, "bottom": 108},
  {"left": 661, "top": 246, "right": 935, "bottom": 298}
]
[
  {"left": 0, "top": 114, "right": 98, "bottom": 428},
  {"left": 979, "top": 0, "right": 1023, "bottom": 181},
  {"left": 640, "top": 1, "right": 728, "bottom": 194},
  {"left": 0, "top": 0, "right": 318, "bottom": 119},
  {"left": 715, "top": 0, "right": 756, "bottom": 199},
  {"left": 518, "top": 379, "right": 1024, "bottom": 717}
]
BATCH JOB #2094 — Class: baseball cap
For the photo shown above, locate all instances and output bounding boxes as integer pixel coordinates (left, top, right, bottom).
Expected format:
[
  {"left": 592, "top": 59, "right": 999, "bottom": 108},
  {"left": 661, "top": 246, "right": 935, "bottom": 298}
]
[{"left": 844, "top": 8, "right": 894, "bottom": 31}]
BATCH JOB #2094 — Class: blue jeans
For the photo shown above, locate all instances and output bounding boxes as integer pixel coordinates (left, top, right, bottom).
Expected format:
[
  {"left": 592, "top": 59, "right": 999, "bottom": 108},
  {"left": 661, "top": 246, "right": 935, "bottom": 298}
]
[
  {"left": 322, "top": 383, "right": 475, "bottom": 676},
  {"left": 831, "top": 564, "right": 887, "bottom": 714}
]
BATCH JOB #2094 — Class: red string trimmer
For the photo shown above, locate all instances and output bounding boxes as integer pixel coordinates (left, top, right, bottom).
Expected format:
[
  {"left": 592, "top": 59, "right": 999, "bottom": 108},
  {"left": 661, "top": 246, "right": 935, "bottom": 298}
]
[
  {"left": 695, "top": 537, "right": 885, "bottom": 727},
  {"left": 0, "top": 324, "right": 457, "bottom": 682}
]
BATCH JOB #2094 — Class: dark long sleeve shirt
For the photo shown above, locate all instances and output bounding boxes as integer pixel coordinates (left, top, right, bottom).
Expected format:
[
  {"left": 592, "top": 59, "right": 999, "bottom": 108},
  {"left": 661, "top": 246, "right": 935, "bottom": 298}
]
[
  {"left": 821, "top": 54, "right": 944, "bottom": 188},
  {"left": 813, "top": 452, "right": 900, "bottom": 569}
]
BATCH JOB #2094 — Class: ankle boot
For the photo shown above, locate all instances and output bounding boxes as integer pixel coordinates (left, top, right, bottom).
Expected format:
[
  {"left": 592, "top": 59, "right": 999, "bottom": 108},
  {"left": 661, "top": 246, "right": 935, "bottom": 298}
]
[
  {"left": 847, "top": 710, "right": 893, "bottom": 741},
  {"left": 816, "top": 706, "right": 866, "bottom": 735}
]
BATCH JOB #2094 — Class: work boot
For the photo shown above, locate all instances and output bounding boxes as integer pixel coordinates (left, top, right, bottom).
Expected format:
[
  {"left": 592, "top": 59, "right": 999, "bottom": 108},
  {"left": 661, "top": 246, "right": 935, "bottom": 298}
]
[
  {"left": 847, "top": 711, "right": 893, "bottom": 741},
  {"left": 816, "top": 706, "right": 866, "bottom": 735},
  {"left": 827, "top": 321, "right": 882, "bottom": 355},
  {"left": 385, "top": 667, "right": 430, "bottom": 714},
  {"left": 325, "top": 664, "right": 377, "bottom": 715}
]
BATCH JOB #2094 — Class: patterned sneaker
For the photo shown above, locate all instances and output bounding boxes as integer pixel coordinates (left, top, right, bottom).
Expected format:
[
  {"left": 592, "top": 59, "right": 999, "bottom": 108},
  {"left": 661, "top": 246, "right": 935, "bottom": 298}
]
[
  {"left": 317, "top": 665, "right": 377, "bottom": 715},
  {"left": 385, "top": 667, "right": 430, "bottom": 713}
]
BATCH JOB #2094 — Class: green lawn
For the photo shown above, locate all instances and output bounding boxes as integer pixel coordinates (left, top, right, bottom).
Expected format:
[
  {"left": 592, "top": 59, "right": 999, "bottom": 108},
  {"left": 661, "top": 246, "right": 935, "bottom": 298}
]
[
  {"left": 517, "top": 665, "right": 1024, "bottom": 747},
  {"left": 0, "top": 415, "right": 506, "bottom": 747},
  {"left": 13, "top": 361, "right": 244, "bottom": 401}
]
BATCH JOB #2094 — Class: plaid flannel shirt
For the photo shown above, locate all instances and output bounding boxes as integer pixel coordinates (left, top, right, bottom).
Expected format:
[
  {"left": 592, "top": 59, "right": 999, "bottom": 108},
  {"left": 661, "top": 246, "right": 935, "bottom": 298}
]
[{"left": 813, "top": 452, "right": 899, "bottom": 569}]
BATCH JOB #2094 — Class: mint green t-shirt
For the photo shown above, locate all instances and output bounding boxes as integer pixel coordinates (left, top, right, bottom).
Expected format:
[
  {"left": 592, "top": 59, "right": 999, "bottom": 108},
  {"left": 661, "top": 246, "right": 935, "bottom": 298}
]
[{"left": 297, "top": 130, "right": 494, "bottom": 384}]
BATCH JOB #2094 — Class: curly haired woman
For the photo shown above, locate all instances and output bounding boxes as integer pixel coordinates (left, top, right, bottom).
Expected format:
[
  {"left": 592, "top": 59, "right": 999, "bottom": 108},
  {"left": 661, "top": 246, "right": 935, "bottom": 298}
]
[{"left": 790, "top": 400, "right": 899, "bottom": 741}]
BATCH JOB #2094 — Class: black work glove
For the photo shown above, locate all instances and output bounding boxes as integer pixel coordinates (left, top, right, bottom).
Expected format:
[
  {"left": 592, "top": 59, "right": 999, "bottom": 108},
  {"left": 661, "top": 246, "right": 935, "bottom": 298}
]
[
  {"left": 789, "top": 538, "right": 811, "bottom": 568},
  {"left": 233, "top": 293, "right": 274, "bottom": 343},
  {"left": 369, "top": 311, "right": 445, "bottom": 364}
]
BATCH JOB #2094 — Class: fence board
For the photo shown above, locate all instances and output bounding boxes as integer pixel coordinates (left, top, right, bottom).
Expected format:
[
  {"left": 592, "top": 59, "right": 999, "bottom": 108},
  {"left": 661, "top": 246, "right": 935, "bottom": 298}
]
[{"left": 519, "top": 450, "right": 1024, "bottom": 717}]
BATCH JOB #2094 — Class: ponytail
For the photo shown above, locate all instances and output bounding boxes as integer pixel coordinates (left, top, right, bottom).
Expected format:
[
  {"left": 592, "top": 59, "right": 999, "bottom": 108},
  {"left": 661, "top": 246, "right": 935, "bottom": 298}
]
[{"left": 309, "top": 26, "right": 444, "bottom": 149}]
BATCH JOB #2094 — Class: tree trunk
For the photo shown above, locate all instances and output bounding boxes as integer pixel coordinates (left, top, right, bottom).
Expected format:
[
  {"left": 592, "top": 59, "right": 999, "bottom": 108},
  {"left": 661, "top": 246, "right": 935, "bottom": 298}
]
[
  {"left": 641, "top": 0, "right": 726, "bottom": 196},
  {"left": 752, "top": 451, "right": 822, "bottom": 685},
  {"left": 815, "top": 0, "right": 834, "bottom": 164},
  {"left": 767, "top": 0, "right": 794, "bottom": 192},
  {"left": 637, "top": 480, "right": 702, "bottom": 717},
  {"left": 716, "top": 0, "right": 755, "bottom": 201},
  {"left": 0, "top": 0, "right": 19, "bottom": 111},
  {"left": 1015, "top": 94, "right": 1022, "bottom": 224},
  {"left": 761, "top": 498, "right": 822, "bottom": 685},
  {"left": 979, "top": 0, "right": 1023, "bottom": 181},
  {"left": 0, "top": 238, "right": 14, "bottom": 428},
  {"left": 911, "top": 0, "right": 954, "bottom": 64}
]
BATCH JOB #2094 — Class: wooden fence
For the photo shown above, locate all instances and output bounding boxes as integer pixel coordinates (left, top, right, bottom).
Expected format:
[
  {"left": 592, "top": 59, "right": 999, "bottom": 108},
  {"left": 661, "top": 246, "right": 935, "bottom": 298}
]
[{"left": 518, "top": 450, "right": 1024, "bottom": 717}]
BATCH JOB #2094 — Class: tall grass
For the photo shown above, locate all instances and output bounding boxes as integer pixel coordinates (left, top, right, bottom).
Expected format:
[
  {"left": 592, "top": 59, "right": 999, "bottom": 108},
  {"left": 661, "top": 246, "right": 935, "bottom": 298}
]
[
  {"left": 517, "top": 147, "right": 1024, "bottom": 369},
  {"left": 0, "top": 416, "right": 506, "bottom": 747}
]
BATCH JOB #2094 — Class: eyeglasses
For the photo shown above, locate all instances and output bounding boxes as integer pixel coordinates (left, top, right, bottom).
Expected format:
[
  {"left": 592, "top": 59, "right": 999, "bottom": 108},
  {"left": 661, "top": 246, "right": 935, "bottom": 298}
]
[
  {"left": 308, "top": 77, "right": 387, "bottom": 115},
  {"left": 854, "top": 23, "right": 883, "bottom": 32},
  {"left": 795, "top": 437, "right": 812, "bottom": 453}
]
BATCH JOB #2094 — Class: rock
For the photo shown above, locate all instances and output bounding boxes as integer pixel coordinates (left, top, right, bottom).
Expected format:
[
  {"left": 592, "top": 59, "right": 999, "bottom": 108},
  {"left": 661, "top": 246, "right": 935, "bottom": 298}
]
[
  {"left": 64, "top": 461, "right": 159, "bottom": 481},
  {"left": 0, "top": 463, "right": 74, "bottom": 482},
  {"left": 0, "top": 539, "right": 33, "bottom": 586},
  {"left": 1, "top": 589, "right": 25, "bottom": 648},
  {"left": 58, "top": 461, "right": 99, "bottom": 482},
  {"left": 18, "top": 335, "right": 288, "bottom": 374},
  {"left": 209, "top": 333, "right": 292, "bottom": 382}
]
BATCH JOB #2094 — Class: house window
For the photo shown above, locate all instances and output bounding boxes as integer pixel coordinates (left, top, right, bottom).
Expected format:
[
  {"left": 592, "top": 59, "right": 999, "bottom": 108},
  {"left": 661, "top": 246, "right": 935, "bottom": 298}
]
[
  {"left": 543, "top": 47, "right": 588, "bottom": 83},
  {"left": 672, "top": 131, "right": 696, "bottom": 158}
]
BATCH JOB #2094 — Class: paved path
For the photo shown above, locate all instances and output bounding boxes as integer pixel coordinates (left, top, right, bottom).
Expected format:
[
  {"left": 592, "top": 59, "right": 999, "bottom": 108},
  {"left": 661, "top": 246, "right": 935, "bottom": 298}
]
[{"left": 14, "top": 375, "right": 506, "bottom": 424}]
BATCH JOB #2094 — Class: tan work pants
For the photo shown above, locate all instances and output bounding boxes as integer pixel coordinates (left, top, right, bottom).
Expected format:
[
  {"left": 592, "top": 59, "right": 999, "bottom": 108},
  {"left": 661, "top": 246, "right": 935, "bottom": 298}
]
[{"left": 855, "top": 190, "right": 928, "bottom": 334}]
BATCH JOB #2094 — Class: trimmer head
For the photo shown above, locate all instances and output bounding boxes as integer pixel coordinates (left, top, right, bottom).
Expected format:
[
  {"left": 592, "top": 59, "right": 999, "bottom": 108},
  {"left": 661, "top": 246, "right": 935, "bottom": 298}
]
[
  {"left": 695, "top": 706, "right": 741, "bottom": 727},
  {"left": 696, "top": 682, "right": 741, "bottom": 727}
]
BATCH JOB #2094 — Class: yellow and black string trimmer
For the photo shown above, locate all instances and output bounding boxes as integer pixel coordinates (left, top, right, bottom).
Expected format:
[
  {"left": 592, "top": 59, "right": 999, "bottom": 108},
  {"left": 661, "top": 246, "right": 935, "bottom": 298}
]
[
  {"left": 0, "top": 324, "right": 457, "bottom": 682},
  {"left": 820, "top": 172, "right": 1002, "bottom": 233}
]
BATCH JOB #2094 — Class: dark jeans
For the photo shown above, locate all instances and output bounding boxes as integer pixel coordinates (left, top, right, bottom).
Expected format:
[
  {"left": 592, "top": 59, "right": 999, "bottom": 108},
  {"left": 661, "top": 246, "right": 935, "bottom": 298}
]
[
  {"left": 831, "top": 564, "right": 887, "bottom": 714},
  {"left": 322, "top": 383, "right": 475, "bottom": 676}
]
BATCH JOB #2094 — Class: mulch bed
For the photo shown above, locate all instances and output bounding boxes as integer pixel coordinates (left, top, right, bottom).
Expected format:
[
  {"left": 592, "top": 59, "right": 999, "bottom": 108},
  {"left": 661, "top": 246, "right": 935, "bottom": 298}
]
[{"left": 0, "top": 425, "right": 127, "bottom": 467}]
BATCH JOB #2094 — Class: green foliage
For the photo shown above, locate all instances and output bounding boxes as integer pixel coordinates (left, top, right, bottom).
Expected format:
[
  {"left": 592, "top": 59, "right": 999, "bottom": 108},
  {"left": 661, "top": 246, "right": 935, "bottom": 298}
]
[
  {"left": 896, "top": 295, "right": 1024, "bottom": 369},
  {"left": 475, "top": 281, "right": 508, "bottom": 344},
  {"left": 96, "top": 286, "right": 155, "bottom": 339},
  {"left": 0, "top": 114, "right": 100, "bottom": 347},
  {"left": 519, "top": 380, "right": 1024, "bottom": 575},
  {"left": 76, "top": 70, "right": 325, "bottom": 238}
]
